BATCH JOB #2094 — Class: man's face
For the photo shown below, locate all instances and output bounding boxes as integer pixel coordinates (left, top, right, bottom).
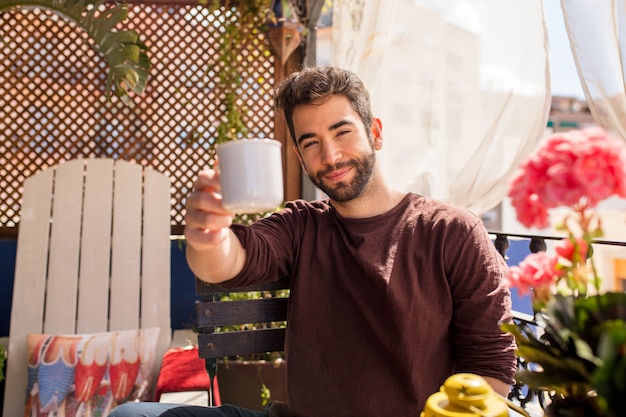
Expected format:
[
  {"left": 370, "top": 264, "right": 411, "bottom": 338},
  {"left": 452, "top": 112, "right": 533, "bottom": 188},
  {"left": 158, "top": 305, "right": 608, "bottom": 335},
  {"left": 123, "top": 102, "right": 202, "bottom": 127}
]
[{"left": 291, "top": 95, "right": 380, "bottom": 202}]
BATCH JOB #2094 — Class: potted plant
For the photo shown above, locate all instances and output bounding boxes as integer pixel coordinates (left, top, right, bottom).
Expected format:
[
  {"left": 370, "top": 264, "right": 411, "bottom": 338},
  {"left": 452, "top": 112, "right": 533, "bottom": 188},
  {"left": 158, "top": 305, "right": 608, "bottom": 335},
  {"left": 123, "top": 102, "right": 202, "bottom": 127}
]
[
  {"left": 202, "top": 0, "right": 276, "bottom": 144},
  {"left": 502, "top": 127, "right": 626, "bottom": 417},
  {"left": 215, "top": 286, "right": 288, "bottom": 411}
]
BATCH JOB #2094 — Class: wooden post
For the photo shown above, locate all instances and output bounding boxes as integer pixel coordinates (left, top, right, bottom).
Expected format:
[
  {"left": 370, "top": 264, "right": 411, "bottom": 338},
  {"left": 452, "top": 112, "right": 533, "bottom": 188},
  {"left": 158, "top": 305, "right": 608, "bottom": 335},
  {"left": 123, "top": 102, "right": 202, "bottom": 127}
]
[{"left": 268, "top": 24, "right": 304, "bottom": 201}]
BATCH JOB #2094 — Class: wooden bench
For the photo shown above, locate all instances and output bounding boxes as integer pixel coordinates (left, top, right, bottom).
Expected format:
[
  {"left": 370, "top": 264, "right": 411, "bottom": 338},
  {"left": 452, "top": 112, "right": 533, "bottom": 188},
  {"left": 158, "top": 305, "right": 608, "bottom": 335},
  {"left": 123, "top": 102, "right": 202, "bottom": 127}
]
[{"left": 195, "top": 277, "right": 290, "bottom": 406}]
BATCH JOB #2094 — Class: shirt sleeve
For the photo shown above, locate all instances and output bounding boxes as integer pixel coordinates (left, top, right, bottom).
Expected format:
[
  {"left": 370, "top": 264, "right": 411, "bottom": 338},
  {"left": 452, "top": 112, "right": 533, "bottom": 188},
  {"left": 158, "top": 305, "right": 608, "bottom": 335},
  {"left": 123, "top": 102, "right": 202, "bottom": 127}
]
[
  {"left": 217, "top": 203, "right": 301, "bottom": 289},
  {"left": 445, "top": 217, "right": 517, "bottom": 385}
]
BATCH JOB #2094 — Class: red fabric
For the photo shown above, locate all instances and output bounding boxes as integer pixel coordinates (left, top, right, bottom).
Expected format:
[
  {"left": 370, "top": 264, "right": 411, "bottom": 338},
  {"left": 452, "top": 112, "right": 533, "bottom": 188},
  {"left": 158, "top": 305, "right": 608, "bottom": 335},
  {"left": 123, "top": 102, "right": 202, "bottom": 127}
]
[{"left": 155, "top": 346, "right": 221, "bottom": 405}]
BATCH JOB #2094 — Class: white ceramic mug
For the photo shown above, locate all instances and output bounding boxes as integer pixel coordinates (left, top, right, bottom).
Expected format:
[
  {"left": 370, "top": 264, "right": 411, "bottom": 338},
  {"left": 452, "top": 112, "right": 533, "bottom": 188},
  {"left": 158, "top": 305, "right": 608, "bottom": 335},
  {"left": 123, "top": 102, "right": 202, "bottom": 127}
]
[{"left": 216, "top": 138, "right": 284, "bottom": 213}]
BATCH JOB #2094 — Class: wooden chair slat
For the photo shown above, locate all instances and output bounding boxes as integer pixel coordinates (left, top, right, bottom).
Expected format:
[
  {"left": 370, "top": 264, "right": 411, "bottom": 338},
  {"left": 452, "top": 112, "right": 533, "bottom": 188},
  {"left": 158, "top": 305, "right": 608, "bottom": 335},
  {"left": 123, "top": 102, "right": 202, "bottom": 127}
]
[
  {"left": 44, "top": 159, "right": 84, "bottom": 334},
  {"left": 109, "top": 160, "right": 143, "bottom": 330},
  {"left": 141, "top": 166, "right": 173, "bottom": 364},
  {"left": 196, "top": 298, "right": 288, "bottom": 328},
  {"left": 4, "top": 168, "right": 54, "bottom": 407},
  {"left": 198, "top": 328, "right": 287, "bottom": 358},
  {"left": 76, "top": 159, "right": 114, "bottom": 333}
]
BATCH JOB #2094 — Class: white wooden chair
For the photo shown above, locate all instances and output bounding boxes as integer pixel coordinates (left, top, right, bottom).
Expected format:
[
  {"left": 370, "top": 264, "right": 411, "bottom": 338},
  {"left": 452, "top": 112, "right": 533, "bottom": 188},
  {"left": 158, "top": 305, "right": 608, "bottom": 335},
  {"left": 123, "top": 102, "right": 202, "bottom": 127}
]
[{"left": 3, "top": 158, "right": 172, "bottom": 417}]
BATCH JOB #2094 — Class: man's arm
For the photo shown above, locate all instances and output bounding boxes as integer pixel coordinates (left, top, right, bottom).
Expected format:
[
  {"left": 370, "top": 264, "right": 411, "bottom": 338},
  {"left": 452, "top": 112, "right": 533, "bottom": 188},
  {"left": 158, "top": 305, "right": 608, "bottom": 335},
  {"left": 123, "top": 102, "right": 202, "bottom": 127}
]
[
  {"left": 186, "top": 228, "right": 246, "bottom": 283},
  {"left": 184, "top": 169, "right": 246, "bottom": 283},
  {"left": 449, "top": 219, "right": 518, "bottom": 390}
]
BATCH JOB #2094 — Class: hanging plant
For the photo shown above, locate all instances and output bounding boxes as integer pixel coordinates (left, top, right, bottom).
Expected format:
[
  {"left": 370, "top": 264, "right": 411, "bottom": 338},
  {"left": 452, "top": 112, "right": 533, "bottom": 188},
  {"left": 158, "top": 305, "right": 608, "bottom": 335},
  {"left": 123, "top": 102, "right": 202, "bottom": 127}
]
[{"left": 204, "top": 0, "right": 275, "bottom": 143}]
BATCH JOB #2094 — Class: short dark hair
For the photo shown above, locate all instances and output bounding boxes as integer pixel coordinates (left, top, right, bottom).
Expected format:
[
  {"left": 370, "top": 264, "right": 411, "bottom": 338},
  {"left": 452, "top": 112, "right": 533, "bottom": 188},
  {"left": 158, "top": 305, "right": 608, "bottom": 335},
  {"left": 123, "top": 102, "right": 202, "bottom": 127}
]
[{"left": 274, "top": 66, "right": 373, "bottom": 145}]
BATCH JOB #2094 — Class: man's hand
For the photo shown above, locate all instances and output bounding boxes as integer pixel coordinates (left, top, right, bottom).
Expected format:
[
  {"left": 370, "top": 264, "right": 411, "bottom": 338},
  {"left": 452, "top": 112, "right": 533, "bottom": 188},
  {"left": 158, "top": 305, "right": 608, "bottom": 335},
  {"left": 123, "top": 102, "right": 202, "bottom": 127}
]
[
  {"left": 184, "top": 168, "right": 235, "bottom": 252},
  {"left": 184, "top": 168, "right": 245, "bottom": 283}
]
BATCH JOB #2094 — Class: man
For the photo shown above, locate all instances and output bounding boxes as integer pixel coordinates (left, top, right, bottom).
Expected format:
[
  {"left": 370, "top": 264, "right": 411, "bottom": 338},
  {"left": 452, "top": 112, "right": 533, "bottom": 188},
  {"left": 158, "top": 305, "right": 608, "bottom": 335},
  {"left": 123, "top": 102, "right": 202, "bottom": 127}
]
[{"left": 111, "top": 66, "right": 517, "bottom": 417}]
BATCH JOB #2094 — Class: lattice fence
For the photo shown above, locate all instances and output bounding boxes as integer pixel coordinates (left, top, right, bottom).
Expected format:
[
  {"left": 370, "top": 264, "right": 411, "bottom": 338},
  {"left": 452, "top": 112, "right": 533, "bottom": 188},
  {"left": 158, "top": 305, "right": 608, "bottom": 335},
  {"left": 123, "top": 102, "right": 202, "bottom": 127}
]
[{"left": 0, "top": 2, "right": 276, "bottom": 234}]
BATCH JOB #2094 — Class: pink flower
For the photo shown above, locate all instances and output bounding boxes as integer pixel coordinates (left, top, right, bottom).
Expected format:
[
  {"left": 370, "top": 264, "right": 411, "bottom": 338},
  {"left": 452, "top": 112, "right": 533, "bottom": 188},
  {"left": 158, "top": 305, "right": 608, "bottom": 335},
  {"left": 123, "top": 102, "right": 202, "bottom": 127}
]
[
  {"left": 507, "top": 189, "right": 550, "bottom": 229},
  {"left": 508, "top": 128, "right": 626, "bottom": 229},
  {"left": 506, "top": 252, "right": 561, "bottom": 296},
  {"left": 555, "top": 238, "right": 588, "bottom": 263}
]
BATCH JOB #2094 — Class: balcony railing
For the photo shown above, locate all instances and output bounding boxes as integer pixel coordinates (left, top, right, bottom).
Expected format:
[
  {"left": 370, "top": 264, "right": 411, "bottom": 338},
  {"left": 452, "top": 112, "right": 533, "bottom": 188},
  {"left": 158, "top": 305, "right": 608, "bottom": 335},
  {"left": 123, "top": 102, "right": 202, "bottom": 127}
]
[
  {"left": 509, "top": 309, "right": 552, "bottom": 415},
  {"left": 490, "top": 230, "right": 626, "bottom": 416}
]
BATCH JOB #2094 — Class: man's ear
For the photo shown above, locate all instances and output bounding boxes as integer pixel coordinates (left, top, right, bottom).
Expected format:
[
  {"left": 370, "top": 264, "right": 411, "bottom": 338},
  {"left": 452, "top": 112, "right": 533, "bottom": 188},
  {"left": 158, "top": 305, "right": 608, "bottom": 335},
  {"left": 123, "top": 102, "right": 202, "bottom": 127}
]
[
  {"left": 292, "top": 144, "right": 307, "bottom": 171},
  {"left": 371, "top": 118, "right": 383, "bottom": 150}
]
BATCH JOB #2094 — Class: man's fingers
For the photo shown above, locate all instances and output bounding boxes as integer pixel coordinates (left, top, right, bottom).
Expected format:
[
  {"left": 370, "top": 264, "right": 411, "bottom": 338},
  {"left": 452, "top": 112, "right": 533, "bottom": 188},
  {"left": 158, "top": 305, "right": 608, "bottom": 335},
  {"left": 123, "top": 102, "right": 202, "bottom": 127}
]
[
  {"left": 185, "top": 207, "right": 233, "bottom": 231},
  {"left": 194, "top": 169, "right": 221, "bottom": 193},
  {"left": 184, "top": 168, "right": 236, "bottom": 252},
  {"left": 186, "top": 179, "right": 233, "bottom": 224},
  {"left": 184, "top": 227, "right": 231, "bottom": 251}
]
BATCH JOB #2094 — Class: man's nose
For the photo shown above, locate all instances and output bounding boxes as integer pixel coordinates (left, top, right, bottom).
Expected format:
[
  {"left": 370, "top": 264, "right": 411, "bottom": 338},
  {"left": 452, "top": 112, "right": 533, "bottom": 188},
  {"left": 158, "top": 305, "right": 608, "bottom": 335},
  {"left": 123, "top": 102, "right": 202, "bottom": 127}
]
[{"left": 320, "top": 141, "right": 342, "bottom": 165}]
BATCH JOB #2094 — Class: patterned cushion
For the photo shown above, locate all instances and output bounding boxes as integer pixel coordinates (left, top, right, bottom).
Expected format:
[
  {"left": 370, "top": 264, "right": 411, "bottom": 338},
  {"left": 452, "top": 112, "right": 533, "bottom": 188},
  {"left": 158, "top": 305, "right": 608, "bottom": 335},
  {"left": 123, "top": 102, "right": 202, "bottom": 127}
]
[{"left": 24, "top": 327, "right": 160, "bottom": 417}]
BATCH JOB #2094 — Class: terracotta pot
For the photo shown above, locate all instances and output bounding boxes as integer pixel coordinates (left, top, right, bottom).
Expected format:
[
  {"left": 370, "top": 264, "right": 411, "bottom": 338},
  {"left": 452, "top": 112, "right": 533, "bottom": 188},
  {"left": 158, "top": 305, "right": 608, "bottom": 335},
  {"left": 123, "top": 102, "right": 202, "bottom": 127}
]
[{"left": 217, "top": 360, "right": 287, "bottom": 412}]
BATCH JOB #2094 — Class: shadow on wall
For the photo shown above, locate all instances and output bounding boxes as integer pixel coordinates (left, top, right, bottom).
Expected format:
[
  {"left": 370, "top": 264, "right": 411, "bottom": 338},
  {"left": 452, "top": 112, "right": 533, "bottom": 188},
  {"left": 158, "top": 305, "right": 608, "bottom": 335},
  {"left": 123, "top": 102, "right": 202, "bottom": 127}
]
[{"left": 0, "top": 239, "right": 200, "bottom": 338}]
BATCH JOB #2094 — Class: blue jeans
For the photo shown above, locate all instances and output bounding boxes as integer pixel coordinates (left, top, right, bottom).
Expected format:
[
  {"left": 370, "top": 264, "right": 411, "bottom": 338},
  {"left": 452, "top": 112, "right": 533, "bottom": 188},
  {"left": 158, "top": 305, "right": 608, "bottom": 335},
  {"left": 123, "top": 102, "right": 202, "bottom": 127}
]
[{"left": 109, "top": 403, "right": 267, "bottom": 417}]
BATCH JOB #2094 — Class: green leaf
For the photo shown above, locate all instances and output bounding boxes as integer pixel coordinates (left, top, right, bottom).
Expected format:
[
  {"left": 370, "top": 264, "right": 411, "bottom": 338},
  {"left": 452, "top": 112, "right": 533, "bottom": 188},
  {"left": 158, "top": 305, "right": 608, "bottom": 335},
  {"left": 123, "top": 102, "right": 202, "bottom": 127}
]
[
  {"left": 592, "top": 322, "right": 626, "bottom": 417},
  {"left": 93, "top": 3, "right": 128, "bottom": 39},
  {"left": 1, "top": 0, "right": 151, "bottom": 101},
  {"left": 507, "top": 293, "right": 626, "bottom": 415},
  {"left": 516, "top": 368, "right": 584, "bottom": 396}
]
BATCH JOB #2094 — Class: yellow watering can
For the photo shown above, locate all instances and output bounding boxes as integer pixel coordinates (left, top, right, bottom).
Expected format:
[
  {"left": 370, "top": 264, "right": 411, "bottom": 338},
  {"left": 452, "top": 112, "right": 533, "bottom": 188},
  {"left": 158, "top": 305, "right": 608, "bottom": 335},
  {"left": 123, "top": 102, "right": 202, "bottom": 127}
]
[{"left": 421, "top": 374, "right": 531, "bottom": 417}]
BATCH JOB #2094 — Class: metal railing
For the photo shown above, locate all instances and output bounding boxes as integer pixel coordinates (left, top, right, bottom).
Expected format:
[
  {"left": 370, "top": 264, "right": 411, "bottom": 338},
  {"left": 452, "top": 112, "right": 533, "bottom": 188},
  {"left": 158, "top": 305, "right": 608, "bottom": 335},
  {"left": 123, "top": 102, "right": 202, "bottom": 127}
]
[{"left": 490, "top": 230, "right": 626, "bottom": 415}]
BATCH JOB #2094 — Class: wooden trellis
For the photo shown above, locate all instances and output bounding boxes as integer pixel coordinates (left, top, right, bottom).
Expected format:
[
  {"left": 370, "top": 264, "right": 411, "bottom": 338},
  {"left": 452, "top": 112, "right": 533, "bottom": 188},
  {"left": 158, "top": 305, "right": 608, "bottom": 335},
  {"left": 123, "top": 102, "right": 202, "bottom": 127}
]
[{"left": 0, "top": 1, "right": 304, "bottom": 235}]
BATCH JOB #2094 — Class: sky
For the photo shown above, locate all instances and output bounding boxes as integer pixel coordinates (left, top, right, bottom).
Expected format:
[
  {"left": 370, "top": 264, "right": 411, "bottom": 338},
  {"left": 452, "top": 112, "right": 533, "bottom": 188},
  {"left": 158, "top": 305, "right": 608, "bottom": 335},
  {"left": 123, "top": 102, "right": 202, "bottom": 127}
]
[{"left": 543, "top": 0, "right": 585, "bottom": 99}]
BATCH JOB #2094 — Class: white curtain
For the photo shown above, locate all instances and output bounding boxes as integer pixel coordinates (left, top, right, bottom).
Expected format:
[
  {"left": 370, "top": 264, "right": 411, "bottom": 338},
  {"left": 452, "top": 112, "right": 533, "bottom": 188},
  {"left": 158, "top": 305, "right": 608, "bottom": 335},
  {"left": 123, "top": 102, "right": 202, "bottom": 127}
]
[
  {"left": 560, "top": 0, "right": 626, "bottom": 140},
  {"left": 332, "top": 0, "right": 551, "bottom": 216}
]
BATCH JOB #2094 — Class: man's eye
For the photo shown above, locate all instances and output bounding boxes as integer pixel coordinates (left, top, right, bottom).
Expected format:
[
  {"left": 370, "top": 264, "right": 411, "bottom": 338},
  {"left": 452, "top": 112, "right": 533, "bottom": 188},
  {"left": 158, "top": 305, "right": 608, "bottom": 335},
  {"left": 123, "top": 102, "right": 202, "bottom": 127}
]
[
  {"left": 303, "top": 140, "right": 318, "bottom": 149},
  {"left": 337, "top": 130, "right": 350, "bottom": 137}
]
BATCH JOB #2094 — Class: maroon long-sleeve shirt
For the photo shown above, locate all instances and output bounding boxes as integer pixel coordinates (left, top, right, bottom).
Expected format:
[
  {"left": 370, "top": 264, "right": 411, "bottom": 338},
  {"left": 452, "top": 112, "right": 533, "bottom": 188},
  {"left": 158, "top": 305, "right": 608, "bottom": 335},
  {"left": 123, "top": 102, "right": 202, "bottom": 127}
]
[{"left": 224, "top": 193, "right": 516, "bottom": 416}]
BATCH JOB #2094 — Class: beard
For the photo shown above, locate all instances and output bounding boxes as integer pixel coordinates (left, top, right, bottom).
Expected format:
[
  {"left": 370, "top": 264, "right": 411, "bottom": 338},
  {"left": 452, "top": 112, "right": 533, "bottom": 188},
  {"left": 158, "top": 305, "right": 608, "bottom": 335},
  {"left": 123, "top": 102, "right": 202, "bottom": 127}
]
[{"left": 307, "top": 147, "right": 377, "bottom": 202}]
